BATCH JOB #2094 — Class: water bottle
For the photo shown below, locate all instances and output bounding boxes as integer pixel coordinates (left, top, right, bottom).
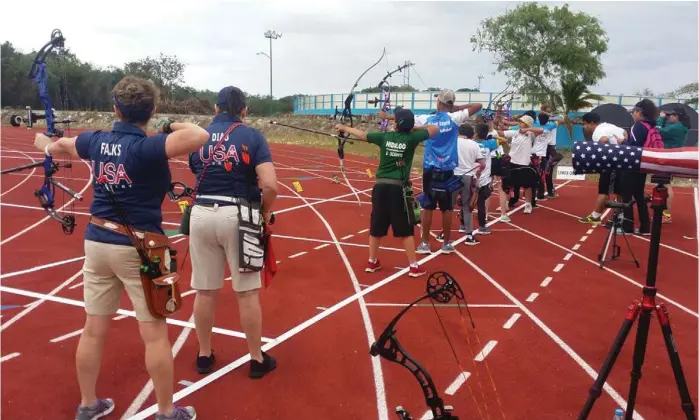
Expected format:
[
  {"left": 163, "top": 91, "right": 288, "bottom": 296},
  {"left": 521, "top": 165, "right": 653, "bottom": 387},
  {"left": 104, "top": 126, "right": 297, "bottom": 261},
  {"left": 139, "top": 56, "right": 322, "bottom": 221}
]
[{"left": 613, "top": 408, "right": 624, "bottom": 419}]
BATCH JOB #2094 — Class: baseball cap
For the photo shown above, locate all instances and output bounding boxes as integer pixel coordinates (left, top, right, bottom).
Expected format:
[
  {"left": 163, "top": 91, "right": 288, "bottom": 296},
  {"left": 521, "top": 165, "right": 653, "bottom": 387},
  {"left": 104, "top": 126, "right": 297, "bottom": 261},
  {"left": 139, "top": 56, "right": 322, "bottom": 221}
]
[
  {"left": 518, "top": 115, "right": 534, "bottom": 127},
  {"left": 434, "top": 89, "right": 456, "bottom": 105},
  {"left": 394, "top": 108, "right": 415, "bottom": 132},
  {"left": 666, "top": 106, "right": 686, "bottom": 118},
  {"left": 216, "top": 86, "right": 245, "bottom": 107}
]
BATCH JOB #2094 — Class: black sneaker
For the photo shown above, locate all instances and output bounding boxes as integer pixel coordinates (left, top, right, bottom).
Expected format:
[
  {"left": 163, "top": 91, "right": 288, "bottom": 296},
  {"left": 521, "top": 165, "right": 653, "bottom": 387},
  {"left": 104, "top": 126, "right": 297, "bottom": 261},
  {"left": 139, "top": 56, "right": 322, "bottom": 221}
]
[
  {"left": 196, "top": 351, "right": 215, "bottom": 374},
  {"left": 249, "top": 352, "right": 277, "bottom": 379}
]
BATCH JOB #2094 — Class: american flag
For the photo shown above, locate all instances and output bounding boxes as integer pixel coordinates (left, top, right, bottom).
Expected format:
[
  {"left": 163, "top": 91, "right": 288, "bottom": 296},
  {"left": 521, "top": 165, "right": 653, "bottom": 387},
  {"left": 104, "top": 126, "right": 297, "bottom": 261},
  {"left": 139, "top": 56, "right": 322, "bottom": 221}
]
[{"left": 572, "top": 141, "right": 698, "bottom": 179}]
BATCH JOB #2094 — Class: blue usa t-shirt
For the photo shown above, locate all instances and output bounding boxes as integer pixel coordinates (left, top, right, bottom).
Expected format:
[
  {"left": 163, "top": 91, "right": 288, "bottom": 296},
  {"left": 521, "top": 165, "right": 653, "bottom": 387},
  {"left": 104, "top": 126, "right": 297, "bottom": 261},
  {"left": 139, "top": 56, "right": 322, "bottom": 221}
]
[
  {"left": 189, "top": 113, "right": 272, "bottom": 204},
  {"left": 415, "top": 109, "right": 470, "bottom": 171},
  {"left": 75, "top": 122, "right": 170, "bottom": 246}
]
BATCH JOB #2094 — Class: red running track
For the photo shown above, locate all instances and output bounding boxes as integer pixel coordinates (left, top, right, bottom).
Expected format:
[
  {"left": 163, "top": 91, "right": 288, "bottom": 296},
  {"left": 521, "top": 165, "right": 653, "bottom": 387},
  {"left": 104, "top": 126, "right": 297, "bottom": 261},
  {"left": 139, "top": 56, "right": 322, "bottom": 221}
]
[{"left": 1, "top": 126, "right": 697, "bottom": 420}]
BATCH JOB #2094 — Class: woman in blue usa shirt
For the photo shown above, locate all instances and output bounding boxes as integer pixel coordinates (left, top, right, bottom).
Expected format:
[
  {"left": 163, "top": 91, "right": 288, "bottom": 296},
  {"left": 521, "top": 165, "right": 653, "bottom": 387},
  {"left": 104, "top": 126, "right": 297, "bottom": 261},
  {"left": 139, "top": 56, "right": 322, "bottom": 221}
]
[{"left": 34, "top": 76, "right": 209, "bottom": 420}]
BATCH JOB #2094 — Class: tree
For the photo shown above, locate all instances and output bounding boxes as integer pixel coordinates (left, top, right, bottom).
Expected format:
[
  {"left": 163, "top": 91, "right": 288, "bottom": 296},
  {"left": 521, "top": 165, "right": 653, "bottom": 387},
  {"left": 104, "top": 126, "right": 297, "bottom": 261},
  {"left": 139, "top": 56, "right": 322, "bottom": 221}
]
[
  {"left": 555, "top": 77, "right": 604, "bottom": 138},
  {"left": 123, "top": 53, "right": 185, "bottom": 98},
  {"left": 667, "top": 82, "right": 698, "bottom": 106},
  {"left": 457, "top": 88, "right": 479, "bottom": 92},
  {"left": 471, "top": 2, "right": 608, "bottom": 107},
  {"left": 634, "top": 88, "right": 654, "bottom": 97}
]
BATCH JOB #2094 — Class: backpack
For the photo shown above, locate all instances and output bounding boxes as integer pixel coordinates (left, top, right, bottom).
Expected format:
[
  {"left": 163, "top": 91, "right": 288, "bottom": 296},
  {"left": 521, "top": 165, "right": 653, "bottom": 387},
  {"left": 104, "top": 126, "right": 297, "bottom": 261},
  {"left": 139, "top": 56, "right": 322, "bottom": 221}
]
[{"left": 638, "top": 120, "right": 664, "bottom": 149}]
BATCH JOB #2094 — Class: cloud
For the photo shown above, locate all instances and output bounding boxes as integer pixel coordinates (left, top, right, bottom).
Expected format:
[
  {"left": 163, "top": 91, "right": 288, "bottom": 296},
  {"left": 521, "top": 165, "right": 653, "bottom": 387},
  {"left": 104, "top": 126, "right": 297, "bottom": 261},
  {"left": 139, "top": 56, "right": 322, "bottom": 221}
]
[{"left": 1, "top": 0, "right": 696, "bottom": 98}]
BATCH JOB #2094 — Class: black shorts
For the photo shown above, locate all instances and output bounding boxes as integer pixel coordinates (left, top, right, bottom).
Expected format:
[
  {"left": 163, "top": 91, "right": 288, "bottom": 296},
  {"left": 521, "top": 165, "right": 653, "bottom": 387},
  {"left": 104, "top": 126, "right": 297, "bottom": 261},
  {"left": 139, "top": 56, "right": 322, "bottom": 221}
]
[
  {"left": 509, "top": 163, "right": 539, "bottom": 188},
  {"left": 598, "top": 171, "right": 622, "bottom": 195},
  {"left": 491, "top": 157, "right": 505, "bottom": 177},
  {"left": 370, "top": 183, "right": 413, "bottom": 238},
  {"left": 422, "top": 169, "right": 455, "bottom": 211}
]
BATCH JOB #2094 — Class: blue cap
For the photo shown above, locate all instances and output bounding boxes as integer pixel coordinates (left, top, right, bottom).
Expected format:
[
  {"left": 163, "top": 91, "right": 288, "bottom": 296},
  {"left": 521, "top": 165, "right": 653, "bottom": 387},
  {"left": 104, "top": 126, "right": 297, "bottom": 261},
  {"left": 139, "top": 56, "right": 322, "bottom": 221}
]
[
  {"left": 615, "top": 409, "right": 624, "bottom": 415},
  {"left": 216, "top": 86, "right": 245, "bottom": 106}
]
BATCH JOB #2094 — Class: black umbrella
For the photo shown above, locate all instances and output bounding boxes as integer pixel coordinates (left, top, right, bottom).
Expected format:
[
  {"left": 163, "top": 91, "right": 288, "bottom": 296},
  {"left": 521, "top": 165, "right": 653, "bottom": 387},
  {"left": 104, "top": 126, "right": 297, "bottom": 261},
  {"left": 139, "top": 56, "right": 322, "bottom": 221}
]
[
  {"left": 584, "top": 103, "right": 635, "bottom": 140},
  {"left": 659, "top": 102, "right": 698, "bottom": 146}
]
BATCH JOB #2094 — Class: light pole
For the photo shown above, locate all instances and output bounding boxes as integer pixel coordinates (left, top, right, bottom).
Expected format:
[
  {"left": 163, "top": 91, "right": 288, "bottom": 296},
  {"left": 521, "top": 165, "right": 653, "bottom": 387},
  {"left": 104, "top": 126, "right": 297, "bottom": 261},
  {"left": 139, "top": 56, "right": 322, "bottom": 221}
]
[
  {"left": 263, "top": 30, "right": 281, "bottom": 99},
  {"left": 477, "top": 74, "right": 483, "bottom": 91}
]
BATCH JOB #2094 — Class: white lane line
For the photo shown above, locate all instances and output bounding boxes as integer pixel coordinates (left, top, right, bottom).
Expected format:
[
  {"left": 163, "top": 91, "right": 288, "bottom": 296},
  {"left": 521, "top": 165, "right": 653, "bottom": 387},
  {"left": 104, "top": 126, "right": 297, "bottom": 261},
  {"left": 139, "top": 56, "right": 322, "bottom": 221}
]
[
  {"left": 359, "top": 284, "right": 370, "bottom": 288},
  {"left": 273, "top": 233, "right": 404, "bottom": 252},
  {"left": 365, "top": 303, "right": 518, "bottom": 308},
  {"left": 120, "top": 314, "right": 196, "bottom": 419},
  {"left": 113, "top": 315, "right": 129, "bottom": 321},
  {"left": 69, "top": 281, "right": 84, "bottom": 290},
  {"left": 314, "top": 243, "right": 330, "bottom": 250},
  {"left": 540, "top": 277, "right": 553, "bottom": 287},
  {"left": 0, "top": 256, "right": 86, "bottom": 279},
  {"left": 572, "top": 244, "right": 581, "bottom": 251},
  {"left": 1, "top": 159, "right": 93, "bottom": 246},
  {"left": 454, "top": 250, "right": 645, "bottom": 419},
  {"left": 358, "top": 228, "right": 369, "bottom": 234},
  {"left": 0, "top": 149, "right": 38, "bottom": 197},
  {"left": 526, "top": 293, "right": 539, "bottom": 302},
  {"left": 0, "top": 353, "right": 20, "bottom": 363},
  {"left": 50, "top": 328, "right": 84, "bottom": 343},
  {"left": 563, "top": 253, "right": 573, "bottom": 261},
  {"left": 178, "top": 380, "right": 194, "bottom": 387},
  {"left": 0, "top": 270, "right": 83, "bottom": 333},
  {"left": 125, "top": 182, "right": 570, "bottom": 420},
  {"left": 503, "top": 220, "right": 697, "bottom": 318},
  {"left": 444, "top": 372, "right": 471, "bottom": 395},
  {"left": 181, "top": 290, "right": 197, "bottom": 297},
  {"left": 289, "top": 251, "right": 308, "bottom": 259},
  {"left": 341, "top": 234, "right": 354, "bottom": 240},
  {"left": 586, "top": 229, "right": 594, "bottom": 235},
  {"left": 502, "top": 313, "right": 521, "bottom": 329},
  {"left": 172, "top": 237, "right": 187, "bottom": 244},
  {"left": 474, "top": 340, "right": 497, "bottom": 362},
  {"left": 580, "top": 236, "right": 588, "bottom": 242},
  {"left": 316, "top": 306, "right": 327, "bottom": 311},
  {"left": 553, "top": 263, "right": 564, "bottom": 272},
  {"left": 0, "top": 286, "right": 272, "bottom": 342}
]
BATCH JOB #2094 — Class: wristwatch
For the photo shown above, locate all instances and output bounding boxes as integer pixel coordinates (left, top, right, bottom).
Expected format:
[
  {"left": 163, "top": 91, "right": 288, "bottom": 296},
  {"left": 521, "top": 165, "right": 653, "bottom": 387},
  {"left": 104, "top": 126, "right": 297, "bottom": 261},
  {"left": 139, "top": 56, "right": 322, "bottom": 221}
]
[{"left": 163, "top": 119, "right": 174, "bottom": 134}]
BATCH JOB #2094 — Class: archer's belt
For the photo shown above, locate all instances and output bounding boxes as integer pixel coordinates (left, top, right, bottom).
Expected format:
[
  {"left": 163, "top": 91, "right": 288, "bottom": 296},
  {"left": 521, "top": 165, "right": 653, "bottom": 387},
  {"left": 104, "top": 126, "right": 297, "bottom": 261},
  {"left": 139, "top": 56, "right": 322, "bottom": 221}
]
[
  {"left": 375, "top": 178, "right": 404, "bottom": 186},
  {"left": 89, "top": 216, "right": 147, "bottom": 240}
]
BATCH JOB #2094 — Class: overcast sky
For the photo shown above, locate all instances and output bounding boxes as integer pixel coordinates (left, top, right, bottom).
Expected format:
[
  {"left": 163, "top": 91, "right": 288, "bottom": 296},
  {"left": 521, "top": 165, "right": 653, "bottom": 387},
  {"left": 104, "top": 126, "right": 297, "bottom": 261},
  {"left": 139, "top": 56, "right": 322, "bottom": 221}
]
[{"left": 1, "top": 0, "right": 697, "bottom": 98}]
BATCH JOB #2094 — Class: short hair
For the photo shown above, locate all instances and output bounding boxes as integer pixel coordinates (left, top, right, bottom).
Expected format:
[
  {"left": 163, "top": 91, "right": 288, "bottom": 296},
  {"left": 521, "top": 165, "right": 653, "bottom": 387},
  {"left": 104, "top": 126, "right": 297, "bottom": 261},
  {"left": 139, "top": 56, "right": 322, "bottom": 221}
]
[
  {"left": 458, "top": 124, "right": 474, "bottom": 138},
  {"left": 111, "top": 76, "right": 160, "bottom": 124},
  {"left": 581, "top": 112, "right": 601, "bottom": 124},
  {"left": 523, "top": 110, "right": 537, "bottom": 119},
  {"left": 635, "top": 99, "right": 659, "bottom": 121},
  {"left": 538, "top": 113, "right": 550, "bottom": 125},
  {"left": 475, "top": 123, "right": 489, "bottom": 139}
]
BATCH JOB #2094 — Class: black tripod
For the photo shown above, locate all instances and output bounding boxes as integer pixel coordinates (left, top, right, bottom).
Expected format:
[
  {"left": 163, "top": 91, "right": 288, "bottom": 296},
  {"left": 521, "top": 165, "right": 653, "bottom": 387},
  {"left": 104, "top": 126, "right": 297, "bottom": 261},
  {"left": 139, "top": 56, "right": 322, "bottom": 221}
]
[
  {"left": 579, "top": 176, "right": 696, "bottom": 420},
  {"left": 598, "top": 200, "right": 640, "bottom": 269}
]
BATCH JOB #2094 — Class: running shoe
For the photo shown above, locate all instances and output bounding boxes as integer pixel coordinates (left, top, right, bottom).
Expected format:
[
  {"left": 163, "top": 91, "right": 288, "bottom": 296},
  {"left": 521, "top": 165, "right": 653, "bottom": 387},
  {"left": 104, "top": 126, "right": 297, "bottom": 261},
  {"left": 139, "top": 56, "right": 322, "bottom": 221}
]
[
  {"left": 249, "top": 352, "right": 277, "bottom": 379},
  {"left": 579, "top": 214, "right": 601, "bottom": 224},
  {"left": 441, "top": 242, "right": 456, "bottom": 254},
  {"left": 408, "top": 265, "right": 427, "bottom": 277},
  {"left": 463, "top": 235, "right": 480, "bottom": 246},
  {"left": 155, "top": 406, "right": 197, "bottom": 420},
  {"left": 75, "top": 399, "right": 115, "bottom": 420},
  {"left": 365, "top": 259, "right": 381, "bottom": 273},
  {"left": 416, "top": 242, "right": 431, "bottom": 254},
  {"left": 196, "top": 351, "right": 215, "bottom": 374},
  {"left": 477, "top": 226, "right": 491, "bottom": 235}
]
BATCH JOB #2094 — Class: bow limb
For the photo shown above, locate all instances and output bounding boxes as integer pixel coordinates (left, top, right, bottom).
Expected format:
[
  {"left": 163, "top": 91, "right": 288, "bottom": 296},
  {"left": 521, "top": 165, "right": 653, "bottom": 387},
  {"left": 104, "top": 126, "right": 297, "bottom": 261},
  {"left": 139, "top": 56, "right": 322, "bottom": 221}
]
[
  {"left": 370, "top": 272, "right": 462, "bottom": 420},
  {"left": 29, "top": 29, "right": 66, "bottom": 137}
]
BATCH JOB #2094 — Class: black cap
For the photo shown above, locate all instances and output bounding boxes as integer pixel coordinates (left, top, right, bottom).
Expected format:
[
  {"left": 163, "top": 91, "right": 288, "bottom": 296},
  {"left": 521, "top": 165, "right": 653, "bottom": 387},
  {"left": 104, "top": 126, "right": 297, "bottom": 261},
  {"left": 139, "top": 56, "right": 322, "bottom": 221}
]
[
  {"left": 395, "top": 108, "right": 415, "bottom": 132},
  {"left": 666, "top": 106, "right": 686, "bottom": 118}
]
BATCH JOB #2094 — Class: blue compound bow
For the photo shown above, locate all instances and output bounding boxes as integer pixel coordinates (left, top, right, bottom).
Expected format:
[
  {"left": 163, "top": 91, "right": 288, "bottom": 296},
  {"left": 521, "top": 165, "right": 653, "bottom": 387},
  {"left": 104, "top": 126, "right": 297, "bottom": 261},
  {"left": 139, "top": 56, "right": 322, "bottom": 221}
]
[{"left": 1, "top": 28, "right": 82, "bottom": 234}]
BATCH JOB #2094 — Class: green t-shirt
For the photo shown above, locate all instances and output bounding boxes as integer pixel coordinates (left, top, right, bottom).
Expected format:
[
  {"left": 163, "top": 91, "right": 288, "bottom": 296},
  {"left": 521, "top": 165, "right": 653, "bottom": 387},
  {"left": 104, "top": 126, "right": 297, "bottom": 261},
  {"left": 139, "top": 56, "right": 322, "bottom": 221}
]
[{"left": 366, "top": 129, "right": 429, "bottom": 180}]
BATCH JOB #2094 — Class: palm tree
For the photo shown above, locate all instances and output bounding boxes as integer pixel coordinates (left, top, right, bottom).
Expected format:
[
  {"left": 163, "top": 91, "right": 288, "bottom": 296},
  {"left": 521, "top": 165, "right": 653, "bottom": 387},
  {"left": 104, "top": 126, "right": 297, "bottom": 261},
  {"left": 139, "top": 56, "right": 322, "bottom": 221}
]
[{"left": 553, "top": 77, "right": 604, "bottom": 138}]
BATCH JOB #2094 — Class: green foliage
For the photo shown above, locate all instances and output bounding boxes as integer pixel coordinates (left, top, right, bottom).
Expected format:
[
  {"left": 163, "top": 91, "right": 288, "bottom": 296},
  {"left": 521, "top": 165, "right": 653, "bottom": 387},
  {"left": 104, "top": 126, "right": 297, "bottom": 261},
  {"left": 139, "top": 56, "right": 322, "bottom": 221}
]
[
  {"left": 556, "top": 77, "right": 604, "bottom": 112},
  {"left": 457, "top": 88, "right": 479, "bottom": 92},
  {"left": 667, "top": 82, "right": 698, "bottom": 107},
  {"left": 471, "top": 2, "right": 608, "bottom": 107},
  {"left": 1, "top": 41, "right": 293, "bottom": 116}
]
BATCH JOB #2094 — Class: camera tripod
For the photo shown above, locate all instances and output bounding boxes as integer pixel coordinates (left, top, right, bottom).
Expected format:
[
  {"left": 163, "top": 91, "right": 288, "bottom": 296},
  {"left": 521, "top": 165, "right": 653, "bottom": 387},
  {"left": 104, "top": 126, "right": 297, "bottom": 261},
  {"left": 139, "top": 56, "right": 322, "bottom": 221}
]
[
  {"left": 598, "top": 200, "right": 640, "bottom": 269},
  {"left": 579, "top": 177, "right": 696, "bottom": 420}
]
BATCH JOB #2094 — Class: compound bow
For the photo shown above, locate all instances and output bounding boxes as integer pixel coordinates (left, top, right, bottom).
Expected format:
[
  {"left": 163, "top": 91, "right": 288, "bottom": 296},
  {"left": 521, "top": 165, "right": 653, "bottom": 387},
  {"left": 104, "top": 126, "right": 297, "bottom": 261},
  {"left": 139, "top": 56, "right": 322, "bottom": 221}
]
[
  {"left": 1, "top": 28, "right": 82, "bottom": 234},
  {"left": 367, "top": 63, "right": 411, "bottom": 132}
]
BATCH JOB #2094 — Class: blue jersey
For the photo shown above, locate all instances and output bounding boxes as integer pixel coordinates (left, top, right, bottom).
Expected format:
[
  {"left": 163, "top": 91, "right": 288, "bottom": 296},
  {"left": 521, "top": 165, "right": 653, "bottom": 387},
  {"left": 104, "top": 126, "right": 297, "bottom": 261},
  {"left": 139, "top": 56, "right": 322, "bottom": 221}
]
[
  {"left": 76, "top": 122, "right": 170, "bottom": 246},
  {"left": 189, "top": 113, "right": 272, "bottom": 204},
  {"left": 415, "top": 110, "right": 470, "bottom": 170}
]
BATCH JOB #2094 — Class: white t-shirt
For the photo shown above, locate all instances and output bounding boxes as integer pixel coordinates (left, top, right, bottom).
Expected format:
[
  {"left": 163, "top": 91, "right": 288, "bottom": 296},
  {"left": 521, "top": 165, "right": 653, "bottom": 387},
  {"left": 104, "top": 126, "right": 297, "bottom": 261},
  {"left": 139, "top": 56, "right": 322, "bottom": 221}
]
[
  {"left": 547, "top": 126, "right": 558, "bottom": 146},
  {"left": 532, "top": 132, "right": 549, "bottom": 156},
  {"left": 454, "top": 136, "right": 482, "bottom": 176},
  {"left": 592, "top": 123, "right": 626, "bottom": 145},
  {"left": 477, "top": 144, "right": 493, "bottom": 187},
  {"left": 489, "top": 130, "right": 503, "bottom": 157},
  {"left": 503, "top": 130, "right": 535, "bottom": 166}
]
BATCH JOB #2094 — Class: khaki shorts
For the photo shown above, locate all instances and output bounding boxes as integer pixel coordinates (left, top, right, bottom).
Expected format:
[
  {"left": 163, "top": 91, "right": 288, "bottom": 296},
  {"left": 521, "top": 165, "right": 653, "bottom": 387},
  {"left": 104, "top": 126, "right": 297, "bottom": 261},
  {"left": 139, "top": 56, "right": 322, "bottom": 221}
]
[
  {"left": 189, "top": 204, "right": 262, "bottom": 292},
  {"left": 82, "top": 239, "right": 170, "bottom": 322}
]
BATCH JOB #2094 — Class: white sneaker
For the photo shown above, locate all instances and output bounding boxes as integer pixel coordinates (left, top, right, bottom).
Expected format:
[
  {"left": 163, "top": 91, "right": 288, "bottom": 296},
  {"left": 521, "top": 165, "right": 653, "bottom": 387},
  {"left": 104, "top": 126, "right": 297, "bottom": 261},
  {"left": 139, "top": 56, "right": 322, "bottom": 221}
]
[
  {"left": 524, "top": 203, "right": 532, "bottom": 214},
  {"left": 500, "top": 215, "right": 511, "bottom": 223}
]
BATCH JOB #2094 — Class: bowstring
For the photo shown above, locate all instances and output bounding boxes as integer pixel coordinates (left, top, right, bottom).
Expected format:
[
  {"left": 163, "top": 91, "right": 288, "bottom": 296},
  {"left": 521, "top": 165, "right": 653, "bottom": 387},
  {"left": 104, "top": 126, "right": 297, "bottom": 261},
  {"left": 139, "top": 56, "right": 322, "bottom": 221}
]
[
  {"left": 429, "top": 295, "right": 487, "bottom": 420},
  {"left": 455, "top": 298, "right": 507, "bottom": 420}
]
